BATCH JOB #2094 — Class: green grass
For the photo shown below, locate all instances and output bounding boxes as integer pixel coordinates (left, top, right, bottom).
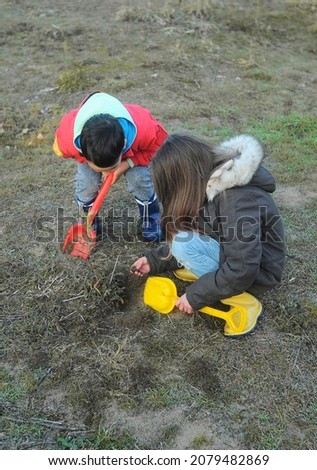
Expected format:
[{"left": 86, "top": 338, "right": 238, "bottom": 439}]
[
  {"left": 58, "top": 66, "right": 95, "bottom": 92},
  {"left": 244, "top": 69, "right": 275, "bottom": 81},
  {"left": 143, "top": 379, "right": 215, "bottom": 410},
  {"left": 191, "top": 435, "right": 213, "bottom": 449},
  {"left": 144, "top": 384, "right": 181, "bottom": 409},
  {"left": 1, "top": 372, "right": 29, "bottom": 404},
  {"left": 3, "top": 422, "right": 46, "bottom": 449},
  {"left": 144, "top": 381, "right": 199, "bottom": 409},
  {"left": 57, "top": 427, "right": 141, "bottom": 450},
  {"left": 193, "top": 113, "right": 317, "bottom": 185},
  {"left": 3, "top": 421, "right": 141, "bottom": 450},
  {"left": 246, "top": 113, "right": 317, "bottom": 183}
]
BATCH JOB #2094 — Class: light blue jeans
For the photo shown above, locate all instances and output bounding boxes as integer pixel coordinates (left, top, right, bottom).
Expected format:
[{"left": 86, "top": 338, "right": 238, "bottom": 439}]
[
  {"left": 171, "top": 231, "right": 220, "bottom": 278},
  {"left": 76, "top": 162, "right": 155, "bottom": 206}
]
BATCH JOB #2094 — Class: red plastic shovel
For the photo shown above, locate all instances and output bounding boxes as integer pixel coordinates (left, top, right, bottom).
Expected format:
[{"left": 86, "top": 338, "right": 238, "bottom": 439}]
[{"left": 62, "top": 172, "right": 114, "bottom": 260}]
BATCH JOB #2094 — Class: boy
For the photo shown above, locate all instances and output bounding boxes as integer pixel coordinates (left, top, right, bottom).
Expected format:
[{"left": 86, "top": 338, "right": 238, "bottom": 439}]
[{"left": 53, "top": 91, "right": 168, "bottom": 241}]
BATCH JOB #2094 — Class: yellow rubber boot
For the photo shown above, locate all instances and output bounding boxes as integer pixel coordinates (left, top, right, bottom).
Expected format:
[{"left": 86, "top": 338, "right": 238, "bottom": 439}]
[{"left": 173, "top": 269, "right": 198, "bottom": 282}]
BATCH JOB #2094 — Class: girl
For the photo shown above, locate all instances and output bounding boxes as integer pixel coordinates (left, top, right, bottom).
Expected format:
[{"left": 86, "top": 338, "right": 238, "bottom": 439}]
[{"left": 131, "top": 133, "right": 285, "bottom": 315}]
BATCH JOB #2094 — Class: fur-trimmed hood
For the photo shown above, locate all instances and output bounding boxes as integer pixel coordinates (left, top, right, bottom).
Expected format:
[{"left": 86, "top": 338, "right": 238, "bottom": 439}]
[{"left": 206, "top": 135, "right": 272, "bottom": 202}]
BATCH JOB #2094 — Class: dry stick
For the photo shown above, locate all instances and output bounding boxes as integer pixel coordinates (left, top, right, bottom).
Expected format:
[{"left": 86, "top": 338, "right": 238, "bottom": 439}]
[
  {"left": 3, "top": 416, "right": 86, "bottom": 431},
  {"left": 109, "top": 255, "right": 119, "bottom": 284},
  {"left": 37, "top": 367, "right": 54, "bottom": 386},
  {"left": 59, "top": 310, "right": 77, "bottom": 321},
  {"left": 62, "top": 292, "right": 85, "bottom": 302}
]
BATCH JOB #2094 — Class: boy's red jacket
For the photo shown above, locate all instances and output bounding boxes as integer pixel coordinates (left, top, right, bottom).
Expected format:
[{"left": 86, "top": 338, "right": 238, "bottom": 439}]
[{"left": 54, "top": 96, "right": 168, "bottom": 166}]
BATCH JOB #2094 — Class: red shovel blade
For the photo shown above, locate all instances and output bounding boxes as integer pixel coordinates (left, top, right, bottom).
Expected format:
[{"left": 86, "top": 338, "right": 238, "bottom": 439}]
[
  {"left": 62, "top": 223, "right": 97, "bottom": 260},
  {"left": 62, "top": 173, "right": 114, "bottom": 260}
]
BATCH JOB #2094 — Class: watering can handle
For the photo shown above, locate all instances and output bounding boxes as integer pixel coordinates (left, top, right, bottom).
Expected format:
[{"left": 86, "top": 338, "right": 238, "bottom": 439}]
[
  {"left": 87, "top": 172, "right": 114, "bottom": 224},
  {"left": 198, "top": 305, "right": 248, "bottom": 334}
]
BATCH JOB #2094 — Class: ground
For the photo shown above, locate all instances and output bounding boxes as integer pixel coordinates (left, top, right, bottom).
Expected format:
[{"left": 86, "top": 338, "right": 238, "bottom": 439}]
[{"left": 1, "top": 0, "right": 317, "bottom": 450}]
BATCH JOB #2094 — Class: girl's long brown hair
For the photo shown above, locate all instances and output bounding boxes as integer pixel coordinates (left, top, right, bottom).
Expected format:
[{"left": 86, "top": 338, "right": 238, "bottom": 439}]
[{"left": 151, "top": 133, "right": 235, "bottom": 243}]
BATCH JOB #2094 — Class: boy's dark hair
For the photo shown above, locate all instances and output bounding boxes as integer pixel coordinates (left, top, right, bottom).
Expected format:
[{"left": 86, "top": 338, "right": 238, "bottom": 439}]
[{"left": 80, "top": 114, "right": 125, "bottom": 168}]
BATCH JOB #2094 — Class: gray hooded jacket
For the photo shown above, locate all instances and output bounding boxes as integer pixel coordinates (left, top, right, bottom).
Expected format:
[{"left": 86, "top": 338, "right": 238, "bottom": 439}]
[{"left": 145, "top": 135, "right": 286, "bottom": 310}]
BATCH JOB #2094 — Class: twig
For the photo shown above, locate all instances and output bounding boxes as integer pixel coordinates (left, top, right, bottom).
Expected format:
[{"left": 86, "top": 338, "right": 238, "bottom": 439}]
[
  {"left": 109, "top": 255, "right": 119, "bottom": 284},
  {"left": 37, "top": 367, "right": 54, "bottom": 386},
  {"left": 59, "top": 310, "right": 77, "bottom": 321},
  {"left": 63, "top": 292, "right": 85, "bottom": 302},
  {"left": 3, "top": 416, "right": 86, "bottom": 431}
]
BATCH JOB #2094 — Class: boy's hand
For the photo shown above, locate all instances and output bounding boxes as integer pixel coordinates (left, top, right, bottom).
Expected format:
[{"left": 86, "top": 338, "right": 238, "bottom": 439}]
[
  {"left": 103, "top": 161, "right": 130, "bottom": 184},
  {"left": 175, "top": 293, "right": 194, "bottom": 314},
  {"left": 130, "top": 257, "right": 150, "bottom": 276}
]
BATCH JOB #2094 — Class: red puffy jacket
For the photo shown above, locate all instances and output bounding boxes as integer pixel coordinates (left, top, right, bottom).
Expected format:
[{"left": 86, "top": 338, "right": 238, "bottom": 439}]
[{"left": 53, "top": 95, "right": 168, "bottom": 166}]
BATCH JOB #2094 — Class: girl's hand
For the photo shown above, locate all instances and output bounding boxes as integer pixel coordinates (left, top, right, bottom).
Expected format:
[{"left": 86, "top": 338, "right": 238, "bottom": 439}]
[
  {"left": 130, "top": 257, "right": 151, "bottom": 277},
  {"left": 175, "top": 293, "right": 194, "bottom": 314}
]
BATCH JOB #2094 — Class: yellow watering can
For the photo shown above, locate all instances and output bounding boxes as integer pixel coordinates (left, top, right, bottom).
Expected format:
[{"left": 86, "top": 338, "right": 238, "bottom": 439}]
[{"left": 143, "top": 275, "right": 262, "bottom": 337}]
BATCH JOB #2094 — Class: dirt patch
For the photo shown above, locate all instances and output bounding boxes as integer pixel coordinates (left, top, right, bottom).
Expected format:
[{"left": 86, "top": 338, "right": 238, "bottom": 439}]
[
  {"left": 1, "top": 0, "right": 317, "bottom": 450},
  {"left": 274, "top": 185, "right": 317, "bottom": 209}
]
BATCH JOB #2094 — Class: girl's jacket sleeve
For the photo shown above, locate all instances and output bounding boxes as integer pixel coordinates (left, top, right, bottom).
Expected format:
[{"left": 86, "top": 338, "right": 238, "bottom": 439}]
[{"left": 144, "top": 244, "right": 180, "bottom": 273}]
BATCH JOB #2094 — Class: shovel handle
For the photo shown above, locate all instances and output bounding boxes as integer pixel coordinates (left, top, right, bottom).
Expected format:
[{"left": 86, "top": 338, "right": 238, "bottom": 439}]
[{"left": 87, "top": 172, "right": 114, "bottom": 224}]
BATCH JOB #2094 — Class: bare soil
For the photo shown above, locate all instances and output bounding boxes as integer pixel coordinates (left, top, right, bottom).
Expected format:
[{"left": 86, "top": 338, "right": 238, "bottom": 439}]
[{"left": 1, "top": 0, "right": 317, "bottom": 450}]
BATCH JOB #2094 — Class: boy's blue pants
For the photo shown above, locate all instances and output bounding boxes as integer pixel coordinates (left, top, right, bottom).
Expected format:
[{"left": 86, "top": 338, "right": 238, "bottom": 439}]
[{"left": 76, "top": 162, "right": 155, "bottom": 207}]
